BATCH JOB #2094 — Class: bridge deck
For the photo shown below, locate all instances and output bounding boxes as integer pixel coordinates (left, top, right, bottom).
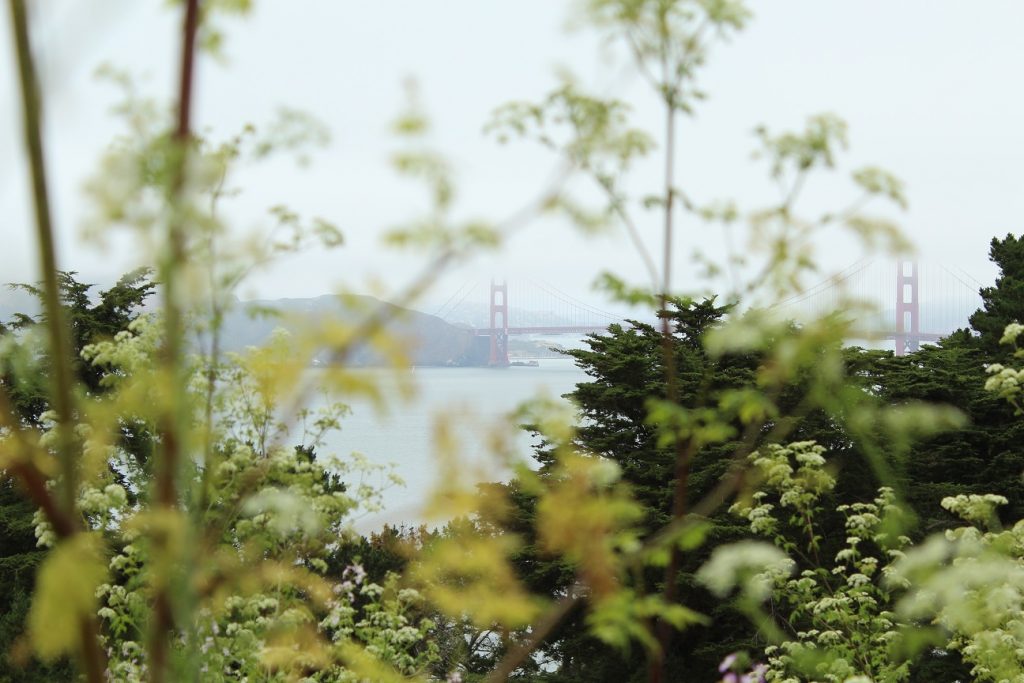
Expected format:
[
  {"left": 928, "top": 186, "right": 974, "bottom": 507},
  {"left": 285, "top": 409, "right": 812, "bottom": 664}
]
[
  {"left": 473, "top": 327, "right": 945, "bottom": 342},
  {"left": 473, "top": 326, "right": 609, "bottom": 335}
]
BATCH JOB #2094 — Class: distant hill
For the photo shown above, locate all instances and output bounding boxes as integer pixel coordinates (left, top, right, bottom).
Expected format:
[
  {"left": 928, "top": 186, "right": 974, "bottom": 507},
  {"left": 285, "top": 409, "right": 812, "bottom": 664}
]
[
  {"left": 0, "top": 285, "right": 540, "bottom": 367},
  {"left": 218, "top": 294, "right": 490, "bottom": 367}
]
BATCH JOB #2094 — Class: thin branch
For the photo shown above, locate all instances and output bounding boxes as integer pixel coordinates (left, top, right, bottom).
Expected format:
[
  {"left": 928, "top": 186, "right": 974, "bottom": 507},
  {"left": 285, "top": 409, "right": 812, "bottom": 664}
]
[
  {"left": 625, "top": 31, "right": 660, "bottom": 94},
  {"left": 652, "top": 54, "right": 683, "bottom": 683},
  {"left": 195, "top": 167, "right": 573, "bottom": 553},
  {"left": 783, "top": 167, "right": 810, "bottom": 212},
  {"left": 197, "top": 167, "right": 229, "bottom": 517},
  {"left": 0, "top": 384, "right": 78, "bottom": 536},
  {"left": 7, "top": 0, "right": 78, "bottom": 517},
  {"left": 478, "top": 382, "right": 817, "bottom": 681},
  {"left": 8, "top": 460, "right": 75, "bottom": 536},
  {"left": 269, "top": 165, "right": 571, "bottom": 453},
  {"left": 149, "top": 1, "right": 201, "bottom": 680},
  {"left": 156, "top": 0, "right": 200, "bottom": 509},
  {"left": 7, "top": 2, "right": 108, "bottom": 680},
  {"left": 484, "top": 590, "right": 580, "bottom": 683},
  {"left": 594, "top": 175, "right": 660, "bottom": 291}
]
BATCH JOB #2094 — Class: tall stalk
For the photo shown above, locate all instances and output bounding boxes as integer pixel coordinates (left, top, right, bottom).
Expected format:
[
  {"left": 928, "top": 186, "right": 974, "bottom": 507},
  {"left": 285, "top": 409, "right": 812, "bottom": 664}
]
[
  {"left": 156, "top": 0, "right": 200, "bottom": 509},
  {"left": 7, "top": 0, "right": 77, "bottom": 520},
  {"left": 650, "top": 83, "right": 685, "bottom": 683},
  {"left": 149, "top": 0, "right": 201, "bottom": 680},
  {"left": 7, "top": 1, "right": 106, "bottom": 679}
]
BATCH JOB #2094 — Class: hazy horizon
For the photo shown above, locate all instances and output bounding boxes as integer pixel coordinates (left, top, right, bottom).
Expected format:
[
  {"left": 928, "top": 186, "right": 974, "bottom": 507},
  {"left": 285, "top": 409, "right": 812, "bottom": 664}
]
[{"left": 2, "top": 1, "right": 1020, "bottom": 315}]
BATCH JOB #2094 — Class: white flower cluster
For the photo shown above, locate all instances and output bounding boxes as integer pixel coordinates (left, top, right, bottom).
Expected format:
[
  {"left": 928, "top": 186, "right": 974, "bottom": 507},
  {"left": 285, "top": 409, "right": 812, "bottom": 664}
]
[
  {"left": 984, "top": 363, "right": 1024, "bottom": 400},
  {"left": 697, "top": 540, "right": 794, "bottom": 602}
]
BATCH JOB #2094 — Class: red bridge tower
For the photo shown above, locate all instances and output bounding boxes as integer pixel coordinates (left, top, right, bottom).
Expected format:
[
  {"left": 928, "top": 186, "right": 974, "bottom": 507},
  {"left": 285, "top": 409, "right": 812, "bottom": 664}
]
[
  {"left": 489, "top": 280, "right": 509, "bottom": 366},
  {"left": 894, "top": 260, "right": 920, "bottom": 356}
]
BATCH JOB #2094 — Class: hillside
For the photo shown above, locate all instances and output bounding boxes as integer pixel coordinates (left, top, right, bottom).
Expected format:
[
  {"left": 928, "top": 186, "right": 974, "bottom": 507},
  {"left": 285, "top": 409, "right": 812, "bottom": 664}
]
[{"left": 219, "top": 294, "right": 489, "bottom": 367}]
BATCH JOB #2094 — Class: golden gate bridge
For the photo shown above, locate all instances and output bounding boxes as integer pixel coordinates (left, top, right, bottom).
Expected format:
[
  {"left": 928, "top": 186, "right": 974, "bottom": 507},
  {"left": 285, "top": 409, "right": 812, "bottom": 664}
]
[
  {"left": 773, "top": 259, "right": 984, "bottom": 356},
  {"left": 435, "top": 260, "right": 983, "bottom": 365}
]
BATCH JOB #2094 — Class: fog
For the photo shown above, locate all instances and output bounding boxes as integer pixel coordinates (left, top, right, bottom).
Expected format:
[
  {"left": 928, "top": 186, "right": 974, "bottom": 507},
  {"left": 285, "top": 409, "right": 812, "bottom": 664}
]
[{"left": 1, "top": 1, "right": 1021, "bottom": 315}]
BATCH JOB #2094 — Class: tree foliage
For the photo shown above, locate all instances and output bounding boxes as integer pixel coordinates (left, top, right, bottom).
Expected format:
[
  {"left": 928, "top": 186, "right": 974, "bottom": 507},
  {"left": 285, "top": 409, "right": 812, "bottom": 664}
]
[
  {"left": 3, "top": 1, "right": 1024, "bottom": 682},
  {"left": 0, "top": 270, "right": 154, "bottom": 681}
]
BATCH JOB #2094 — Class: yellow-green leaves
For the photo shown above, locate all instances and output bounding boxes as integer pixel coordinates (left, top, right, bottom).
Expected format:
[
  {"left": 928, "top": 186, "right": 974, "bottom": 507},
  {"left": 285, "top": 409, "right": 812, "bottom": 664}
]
[
  {"left": 385, "top": 83, "right": 504, "bottom": 255},
  {"left": 697, "top": 0, "right": 752, "bottom": 28},
  {"left": 29, "top": 533, "right": 107, "bottom": 660},
  {"left": 593, "top": 271, "right": 660, "bottom": 307},
  {"left": 251, "top": 107, "right": 330, "bottom": 165},
  {"left": 336, "top": 642, "right": 426, "bottom": 683},
  {"left": 267, "top": 205, "right": 344, "bottom": 253},
  {"left": 718, "top": 388, "right": 777, "bottom": 425},
  {"left": 579, "top": 0, "right": 750, "bottom": 107},
  {"left": 536, "top": 453, "right": 642, "bottom": 599},
  {"left": 410, "top": 528, "right": 543, "bottom": 629},
  {"left": 875, "top": 401, "right": 967, "bottom": 454},
  {"left": 487, "top": 81, "right": 652, "bottom": 239},
  {"left": 646, "top": 399, "right": 736, "bottom": 449},
  {"left": 755, "top": 113, "right": 848, "bottom": 178},
  {"left": 844, "top": 216, "right": 913, "bottom": 256},
  {"left": 588, "top": 590, "right": 706, "bottom": 652},
  {"left": 852, "top": 167, "right": 908, "bottom": 210},
  {"left": 488, "top": 83, "right": 653, "bottom": 173}
]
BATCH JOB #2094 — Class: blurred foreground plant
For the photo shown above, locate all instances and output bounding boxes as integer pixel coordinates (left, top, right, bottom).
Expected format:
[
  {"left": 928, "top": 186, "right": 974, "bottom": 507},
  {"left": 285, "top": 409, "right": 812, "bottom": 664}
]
[{"left": 3, "top": 1, "right": 1014, "bottom": 682}]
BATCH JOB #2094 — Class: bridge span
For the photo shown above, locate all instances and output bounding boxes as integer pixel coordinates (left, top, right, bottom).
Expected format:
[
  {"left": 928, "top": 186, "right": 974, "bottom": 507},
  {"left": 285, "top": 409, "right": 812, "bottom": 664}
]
[{"left": 441, "top": 261, "right": 983, "bottom": 366}]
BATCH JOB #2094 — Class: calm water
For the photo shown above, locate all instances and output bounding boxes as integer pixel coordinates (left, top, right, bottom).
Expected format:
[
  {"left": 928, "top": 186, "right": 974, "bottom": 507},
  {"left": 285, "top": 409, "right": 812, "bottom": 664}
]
[{"left": 307, "top": 357, "right": 588, "bottom": 528}]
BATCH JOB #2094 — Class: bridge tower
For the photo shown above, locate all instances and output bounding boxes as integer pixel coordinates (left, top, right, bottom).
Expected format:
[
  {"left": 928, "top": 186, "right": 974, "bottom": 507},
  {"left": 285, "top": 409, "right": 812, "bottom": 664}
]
[
  {"left": 489, "top": 280, "right": 509, "bottom": 366},
  {"left": 894, "top": 260, "right": 920, "bottom": 356}
]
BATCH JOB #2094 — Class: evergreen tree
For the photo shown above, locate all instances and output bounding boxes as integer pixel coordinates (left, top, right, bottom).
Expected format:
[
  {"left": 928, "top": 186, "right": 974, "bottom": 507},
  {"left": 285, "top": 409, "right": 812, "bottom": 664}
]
[
  {"left": 0, "top": 270, "right": 153, "bottom": 681},
  {"left": 502, "top": 300, "right": 768, "bottom": 681},
  {"left": 874, "top": 234, "right": 1024, "bottom": 530},
  {"left": 832, "top": 235, "right": 1024, "bottom": 681},
  {"left": 970, "top": 233, "right": 1024, "bottom": 353},
  {"left": 501, "top": 252, "right": 1024, "bottom": 680}
]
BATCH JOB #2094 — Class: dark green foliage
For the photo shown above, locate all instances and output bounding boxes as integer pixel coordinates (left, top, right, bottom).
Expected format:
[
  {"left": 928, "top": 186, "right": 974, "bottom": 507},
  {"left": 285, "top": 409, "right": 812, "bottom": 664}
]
[
  {"left": 869, "top": 234, "right": 1024, "bottom": 533},
  {"left": 970, "top": 233, "right": 1024, "bottom": 353},
  {"left": 502, "top": 233, "right": 1024, "bottom": 680},
  {"left": 871, "top": 338, "right": 1024, "bottom": 533},
  {"left": 7, "top": 269, "right": 155, "bottom": 409},
  {"left": 0, "top": 270, "right": 153, "bottom": 681},
  {"left": 0, "top": 478, "right": 75, "bottom": 682},
  {"left": 555, "top": 299, "right": 759, "bottom": 521},
  {"left": 505, "top": 299, "right": 762, "bottom": 681},
  {"left": 326, "top": 524, "right": 419, "bottom": 580},
  {"left": 515, "top": 301, "right": 912, "bottom": 680}
]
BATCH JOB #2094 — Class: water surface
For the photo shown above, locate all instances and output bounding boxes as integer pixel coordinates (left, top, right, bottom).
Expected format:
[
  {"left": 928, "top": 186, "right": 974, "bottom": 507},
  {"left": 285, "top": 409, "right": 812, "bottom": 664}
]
[{"left": 309, "top": 358, "right": 588, "bottom": 528}]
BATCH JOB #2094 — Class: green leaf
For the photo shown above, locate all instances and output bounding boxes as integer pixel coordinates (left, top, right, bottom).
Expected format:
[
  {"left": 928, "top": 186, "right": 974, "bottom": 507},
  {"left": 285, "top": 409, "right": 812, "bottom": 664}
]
[
  {"left": 676, "top": 519, "right": 712, "bottom": 551},
  {"left": 29, "top": 533, "right": 107, "bottom": 660}
]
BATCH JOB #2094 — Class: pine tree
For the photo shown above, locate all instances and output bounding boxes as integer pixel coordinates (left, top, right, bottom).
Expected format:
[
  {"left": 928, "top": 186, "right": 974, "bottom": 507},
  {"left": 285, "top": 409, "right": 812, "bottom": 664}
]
[
  {"left": 0, "top": 270, "right": 153, "bottom": 680},
  {"left": 502, "top": 300, "right": 766, "bottom": 681},
  {"left": 970, "top": 233, "right": 1024, "bottom": 350}
]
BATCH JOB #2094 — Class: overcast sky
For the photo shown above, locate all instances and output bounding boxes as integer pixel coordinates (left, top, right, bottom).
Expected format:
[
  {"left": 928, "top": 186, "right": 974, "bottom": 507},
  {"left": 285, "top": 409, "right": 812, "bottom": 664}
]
[{"left": 1, "top": 1, "right": 1022, "bottom": 315}]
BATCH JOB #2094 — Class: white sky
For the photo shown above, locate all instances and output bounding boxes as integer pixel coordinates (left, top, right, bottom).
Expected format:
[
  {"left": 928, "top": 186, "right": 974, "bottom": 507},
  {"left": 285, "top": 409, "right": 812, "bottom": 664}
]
[{"left": 1, "top": 1, "right": 1022, "bottom": 314}]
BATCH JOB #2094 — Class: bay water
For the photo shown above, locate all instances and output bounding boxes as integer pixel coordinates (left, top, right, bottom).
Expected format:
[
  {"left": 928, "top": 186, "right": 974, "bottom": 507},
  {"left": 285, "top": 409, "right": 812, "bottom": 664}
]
[{"left": 307, "top": 357, "right": 588, "bottom": 529}]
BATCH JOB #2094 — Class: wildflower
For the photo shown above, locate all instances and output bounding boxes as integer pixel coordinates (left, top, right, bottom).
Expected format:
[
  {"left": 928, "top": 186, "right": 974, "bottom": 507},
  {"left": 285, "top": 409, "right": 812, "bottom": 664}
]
[{"left": 344, "top": 563, "right": 367, "bottom": 585}]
